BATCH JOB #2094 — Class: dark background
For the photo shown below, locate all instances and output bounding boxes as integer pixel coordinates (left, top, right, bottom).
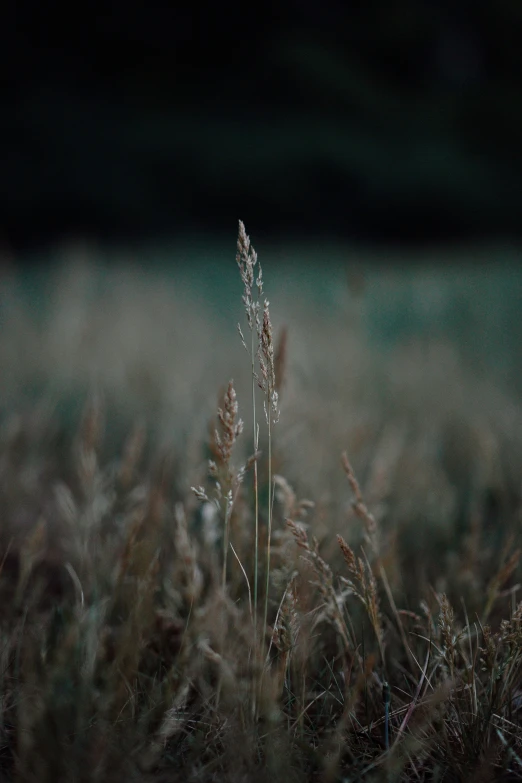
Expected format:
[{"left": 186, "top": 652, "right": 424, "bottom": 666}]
[{"left": 3, "top": 0, "right": 522, "bottom": 253}]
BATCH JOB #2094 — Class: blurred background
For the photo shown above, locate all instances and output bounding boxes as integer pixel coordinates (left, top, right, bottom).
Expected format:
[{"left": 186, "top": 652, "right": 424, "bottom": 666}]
[
  {"left": 3, "top": 0, "right": 522, "bottom": 251},
  {"left": 1, "top": 0, "right": 522, "bottom": 472}
]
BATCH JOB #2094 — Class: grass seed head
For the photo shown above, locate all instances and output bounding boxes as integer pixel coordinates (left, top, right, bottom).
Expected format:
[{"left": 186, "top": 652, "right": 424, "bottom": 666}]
[{"left": 215, "top": 380, "right": 244, "bottom": 467}]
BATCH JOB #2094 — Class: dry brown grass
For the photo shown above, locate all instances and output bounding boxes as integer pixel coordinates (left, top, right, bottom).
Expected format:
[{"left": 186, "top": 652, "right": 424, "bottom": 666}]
[{"left": 0, "top": 227, "right": 520, "bottom": 780}]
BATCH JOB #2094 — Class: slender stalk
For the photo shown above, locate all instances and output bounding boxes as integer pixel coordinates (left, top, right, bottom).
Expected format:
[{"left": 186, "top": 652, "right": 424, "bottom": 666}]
[
  {"left": 252, "top": 328, "right": 259, "bottom": 636},
  {"left": 222, "top": 494, "right": 230, "bottom": 591},
  {"left": 263, "top": 409, "right": 272, "bottom": 641},
  {"left": 251, "top": 332, "right": 261, "bottom": 720}
]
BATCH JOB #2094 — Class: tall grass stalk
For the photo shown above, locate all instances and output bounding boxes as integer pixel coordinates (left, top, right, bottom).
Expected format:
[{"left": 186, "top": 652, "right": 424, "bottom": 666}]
[
  {"left": 264, "top": 399, "right": 273, "bottom": 642},
  {"left": 237, "top": 222, "right": 279, "bottom": 703},
  {"left": 236, "top": 221, "right": 264, "bottom": 642},
  {"left": 251, "top": 330, "right": 259, "bottom": 639},
  {"left": 258, "top": 295, "right": 279, "bottom": 647}
]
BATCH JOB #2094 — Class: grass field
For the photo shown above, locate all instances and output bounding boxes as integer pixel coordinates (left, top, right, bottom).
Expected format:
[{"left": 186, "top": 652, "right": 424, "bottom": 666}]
[{"left": 0, "top": 228, "right": 521, "bottom": 781}]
